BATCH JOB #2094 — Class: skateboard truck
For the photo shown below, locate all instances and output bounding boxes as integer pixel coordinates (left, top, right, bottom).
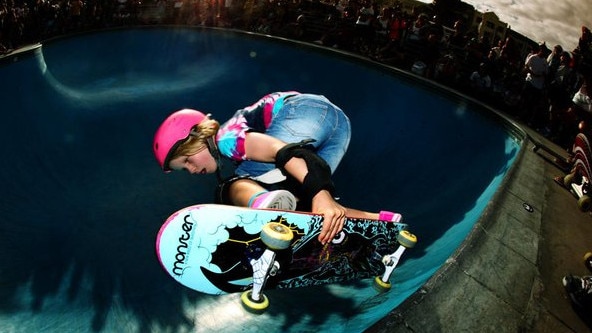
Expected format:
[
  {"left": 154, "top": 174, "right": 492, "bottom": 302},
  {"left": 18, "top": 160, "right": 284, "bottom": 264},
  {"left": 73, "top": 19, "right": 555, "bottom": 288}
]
[
  {"left": 243, "top": 248, "right": 277, "bottom": 310},
  {"left": 241, "top": 222, "right": 294, "bottom": 312},
  {"left": 564, "top": 173, "right": 592, "bottom": 212},
  {"left": 374, "top": 230, "right": 417, "bottom": 291}
]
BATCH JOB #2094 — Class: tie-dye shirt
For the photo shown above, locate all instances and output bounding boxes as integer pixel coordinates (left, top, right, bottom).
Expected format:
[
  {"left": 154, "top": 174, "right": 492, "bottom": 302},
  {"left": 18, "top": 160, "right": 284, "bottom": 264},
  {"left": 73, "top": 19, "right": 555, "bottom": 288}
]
[{"left": 216, "top": 91, "right": 300, "bottom": 161}]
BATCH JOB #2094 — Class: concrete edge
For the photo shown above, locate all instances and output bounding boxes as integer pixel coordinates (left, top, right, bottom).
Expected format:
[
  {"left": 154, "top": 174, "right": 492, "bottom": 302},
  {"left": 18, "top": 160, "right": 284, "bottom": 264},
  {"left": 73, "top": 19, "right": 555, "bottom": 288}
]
[{"left": 366, "top": 123, "right": 553, "bottom": 332}]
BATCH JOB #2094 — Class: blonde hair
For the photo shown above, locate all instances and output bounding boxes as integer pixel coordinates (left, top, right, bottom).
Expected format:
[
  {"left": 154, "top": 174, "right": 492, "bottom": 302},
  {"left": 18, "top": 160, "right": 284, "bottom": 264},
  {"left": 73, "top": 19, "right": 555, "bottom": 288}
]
[{"left": 171, "top": 118, "right": 220, "bottom": 159}]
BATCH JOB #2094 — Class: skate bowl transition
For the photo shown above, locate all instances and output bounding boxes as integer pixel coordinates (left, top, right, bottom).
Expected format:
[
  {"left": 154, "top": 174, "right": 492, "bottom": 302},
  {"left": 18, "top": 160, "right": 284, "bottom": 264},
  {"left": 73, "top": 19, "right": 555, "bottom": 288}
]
[{"left": 0, "top": 27, "right": 524, "bottom": 332}]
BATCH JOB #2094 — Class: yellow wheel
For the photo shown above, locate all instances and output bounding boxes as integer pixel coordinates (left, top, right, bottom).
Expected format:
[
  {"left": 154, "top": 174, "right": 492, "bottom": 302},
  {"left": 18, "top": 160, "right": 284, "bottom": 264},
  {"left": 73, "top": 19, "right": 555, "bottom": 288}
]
[
  {"left": 397, "top": 230, "right": 417, "bottom": 248},
  {"left": 373, "top": 276, "right": 391, "bottom": 292},
  {"left": 584, "top": 252, "right": 592, "bottom": 272},
  {"left": 578, "top": 195, "right": 592, "bottom": 212},
  {"left": 241, "top": 290, "right": 269, "bottom": 312},
  {"left": 260, "top": 222, "right": 293, "bottom": 250},
  {"left": 564, "top": 173, "right": 575, "bottom": 187}
]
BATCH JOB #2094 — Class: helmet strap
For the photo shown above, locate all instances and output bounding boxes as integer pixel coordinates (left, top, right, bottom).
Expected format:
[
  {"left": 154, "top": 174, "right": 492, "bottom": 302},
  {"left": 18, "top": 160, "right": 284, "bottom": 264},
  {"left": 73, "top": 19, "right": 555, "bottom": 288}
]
[{"left": 206, "top": 136, "right": 223, "bottom": 183}]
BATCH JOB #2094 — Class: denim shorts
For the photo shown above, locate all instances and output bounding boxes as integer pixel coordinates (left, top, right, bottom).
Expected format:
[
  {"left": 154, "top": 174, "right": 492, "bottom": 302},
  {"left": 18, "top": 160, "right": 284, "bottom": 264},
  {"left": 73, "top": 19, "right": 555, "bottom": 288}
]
[{"left": 235, "top": 93, "right": 351, "bottom": 178}]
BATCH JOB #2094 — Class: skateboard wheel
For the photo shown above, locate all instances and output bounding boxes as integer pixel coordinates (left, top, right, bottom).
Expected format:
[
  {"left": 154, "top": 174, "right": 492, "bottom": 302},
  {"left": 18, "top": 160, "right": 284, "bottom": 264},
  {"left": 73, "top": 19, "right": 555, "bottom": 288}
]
[
  {"left": 373, "top": 276, "right": 392, "bottom": 292},
  {"left": 241, "top": 290, "right": 269, "bottom": 312},
  {"left": 397, "top": 230, "right": 417, "bottom": 248},
  {"left": 260, "top": 222, "right": 293, "bottom": 250},
  {"left": 564, "top": 173, "right": 575, "bottom": 187},
  {"left": 584, "top": 252, "right": 592, "bottom": 272},
  {"left": 331, "top": 231, "right": 346, "bottom": 244},
  {"left": 578, "top": 195, "right": 591, "bottom": 212}
]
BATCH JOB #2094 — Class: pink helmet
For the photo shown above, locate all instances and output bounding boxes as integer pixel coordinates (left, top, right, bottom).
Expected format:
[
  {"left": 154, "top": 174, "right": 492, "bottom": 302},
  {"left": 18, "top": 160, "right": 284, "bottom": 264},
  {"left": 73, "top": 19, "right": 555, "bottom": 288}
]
[{"left": 153, "top": 109, "right": 208, "bottom": 172}]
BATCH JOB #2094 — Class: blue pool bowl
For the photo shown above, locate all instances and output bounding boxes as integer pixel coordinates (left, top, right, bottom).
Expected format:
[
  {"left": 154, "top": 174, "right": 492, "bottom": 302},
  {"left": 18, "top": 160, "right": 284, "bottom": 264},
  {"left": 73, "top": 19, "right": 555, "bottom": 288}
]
[{"left": 0, "top": 27, "right": 522, "bottom": 332}]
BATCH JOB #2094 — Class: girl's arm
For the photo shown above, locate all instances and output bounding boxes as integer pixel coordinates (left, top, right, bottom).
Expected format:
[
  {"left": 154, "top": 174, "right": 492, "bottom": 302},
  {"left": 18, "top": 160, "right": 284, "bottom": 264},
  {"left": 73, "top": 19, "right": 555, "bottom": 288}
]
[
  {"left": 244, "top": 132, "right": 346, "bottom": 244},
  {"left": 243, "top": 132, "right": 286, "bottom": 162}
]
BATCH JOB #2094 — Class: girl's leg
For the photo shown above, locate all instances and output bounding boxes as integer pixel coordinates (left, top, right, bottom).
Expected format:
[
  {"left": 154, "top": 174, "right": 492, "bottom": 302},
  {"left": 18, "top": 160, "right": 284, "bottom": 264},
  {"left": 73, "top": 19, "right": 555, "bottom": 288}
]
[{"left": 228, "top": 178, "right": 297, "bottom": 210}]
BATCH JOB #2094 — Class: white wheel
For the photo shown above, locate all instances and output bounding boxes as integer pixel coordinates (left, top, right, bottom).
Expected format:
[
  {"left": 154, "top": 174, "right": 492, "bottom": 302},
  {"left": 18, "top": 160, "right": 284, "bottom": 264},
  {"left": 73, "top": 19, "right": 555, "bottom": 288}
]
[
  {"left": 260, "top": 222, "right": 293, "bottom": 250},
  {"left": 331, "top": 231, "right": 346, "bottom": 244}
]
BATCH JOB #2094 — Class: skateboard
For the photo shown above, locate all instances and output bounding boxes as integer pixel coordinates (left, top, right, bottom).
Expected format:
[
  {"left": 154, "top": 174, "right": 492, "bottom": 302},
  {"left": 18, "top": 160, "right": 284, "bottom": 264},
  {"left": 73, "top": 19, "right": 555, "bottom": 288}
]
[
  {"left": 562, "top": 133, "right": 592, "bottom": 211},
  {"left": 156, "top": 204, "right": 416, "bottom": 311}
]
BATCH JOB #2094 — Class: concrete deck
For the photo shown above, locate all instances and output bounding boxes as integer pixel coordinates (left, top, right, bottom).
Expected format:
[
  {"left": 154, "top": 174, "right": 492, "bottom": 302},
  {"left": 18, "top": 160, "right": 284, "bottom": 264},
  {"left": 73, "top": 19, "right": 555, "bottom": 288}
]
[{"left": 368, "top": 126, "right": 592, "bottom": 332}]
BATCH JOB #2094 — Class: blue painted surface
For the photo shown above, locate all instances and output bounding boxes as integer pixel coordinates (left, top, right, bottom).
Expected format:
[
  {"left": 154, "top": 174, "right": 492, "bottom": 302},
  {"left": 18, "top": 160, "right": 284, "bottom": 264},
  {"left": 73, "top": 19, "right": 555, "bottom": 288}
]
[{"left": 0, "top": 27, "right": 521, "bottom": 332}]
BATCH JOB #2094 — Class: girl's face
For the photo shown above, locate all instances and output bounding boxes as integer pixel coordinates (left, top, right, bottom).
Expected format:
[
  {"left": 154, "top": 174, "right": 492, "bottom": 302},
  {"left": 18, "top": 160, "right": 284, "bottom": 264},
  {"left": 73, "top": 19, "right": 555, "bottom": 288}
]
[{"left": 169, "top": 149, "right": 217, "bottom": 175}]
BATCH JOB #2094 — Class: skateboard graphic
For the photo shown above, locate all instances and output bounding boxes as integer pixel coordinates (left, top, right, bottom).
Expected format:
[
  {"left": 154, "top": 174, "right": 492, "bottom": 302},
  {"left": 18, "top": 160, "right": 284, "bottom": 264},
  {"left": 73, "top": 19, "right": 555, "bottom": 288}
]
[
  {"left": 156, "top": 204, "right": 416, "bottom": 311},
  {"left": 561, "top": 133, "right": 592, "bottom": 211}
]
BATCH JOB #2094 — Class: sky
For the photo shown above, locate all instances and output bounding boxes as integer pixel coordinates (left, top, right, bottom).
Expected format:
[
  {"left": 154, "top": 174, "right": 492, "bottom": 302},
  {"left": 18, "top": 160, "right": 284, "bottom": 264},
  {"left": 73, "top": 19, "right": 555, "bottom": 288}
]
[{"left": 418, "top": 0, "right": 591, "bottom": 51}]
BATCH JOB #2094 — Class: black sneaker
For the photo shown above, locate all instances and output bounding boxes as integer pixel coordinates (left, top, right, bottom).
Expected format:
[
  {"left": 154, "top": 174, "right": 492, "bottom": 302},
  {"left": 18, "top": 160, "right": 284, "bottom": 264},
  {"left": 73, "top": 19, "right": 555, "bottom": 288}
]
[{"left": 562, "top": 274, "right": 592, "bottom": 308}]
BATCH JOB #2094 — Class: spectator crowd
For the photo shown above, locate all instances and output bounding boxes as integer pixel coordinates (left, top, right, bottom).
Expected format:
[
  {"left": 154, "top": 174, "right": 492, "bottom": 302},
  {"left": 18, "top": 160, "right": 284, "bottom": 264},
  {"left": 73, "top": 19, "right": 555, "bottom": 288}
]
[{"left": 2, "top": 0, "right": 592, "bottom": 150}]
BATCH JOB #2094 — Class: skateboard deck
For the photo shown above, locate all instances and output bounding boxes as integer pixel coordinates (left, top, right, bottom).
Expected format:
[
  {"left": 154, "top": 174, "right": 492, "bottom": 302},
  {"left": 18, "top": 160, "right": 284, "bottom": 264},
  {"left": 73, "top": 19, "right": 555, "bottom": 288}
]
[
  {"left": 572, "top": 133, "right": 592, "bottom": 181},
  {"left": 156, "top": 204, "right": 413, "bottom": 301}
]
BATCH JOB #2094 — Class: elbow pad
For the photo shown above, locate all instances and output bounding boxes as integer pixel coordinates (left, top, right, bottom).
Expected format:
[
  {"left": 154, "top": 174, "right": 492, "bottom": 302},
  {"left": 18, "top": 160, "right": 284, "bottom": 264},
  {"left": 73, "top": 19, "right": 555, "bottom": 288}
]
[{"left": 275, "top": 140, "right": 335, "bottom": 200}]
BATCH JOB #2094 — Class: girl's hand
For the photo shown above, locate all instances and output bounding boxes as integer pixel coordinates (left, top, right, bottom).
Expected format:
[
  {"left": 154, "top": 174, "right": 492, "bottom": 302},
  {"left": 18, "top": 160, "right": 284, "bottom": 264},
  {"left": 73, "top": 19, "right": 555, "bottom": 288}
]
[{"left": 312, "top": 190, "right": 347, "bottom": 245}]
